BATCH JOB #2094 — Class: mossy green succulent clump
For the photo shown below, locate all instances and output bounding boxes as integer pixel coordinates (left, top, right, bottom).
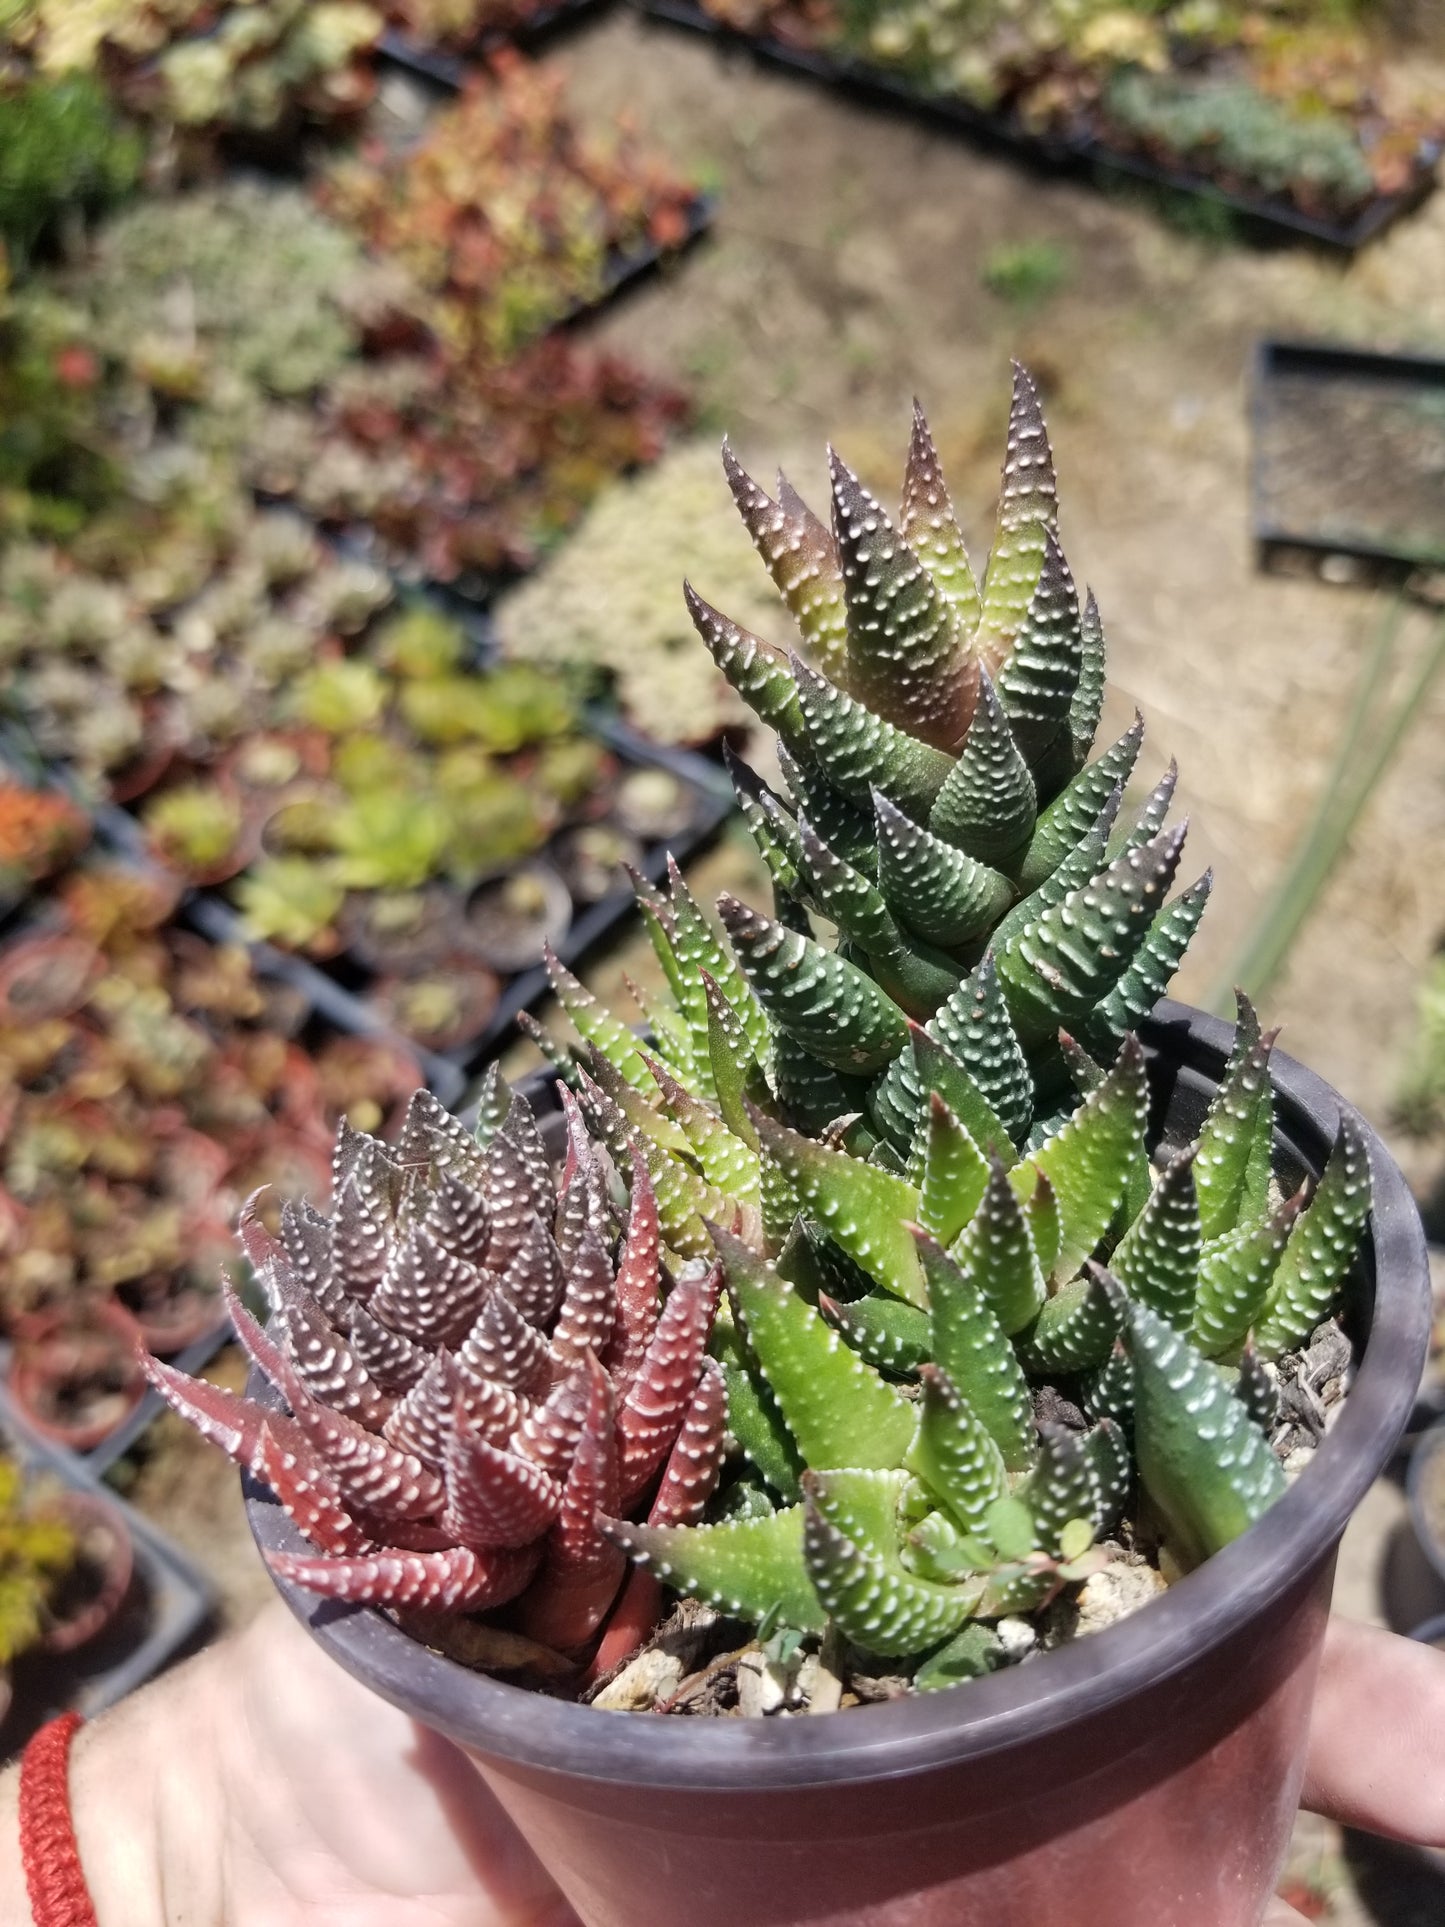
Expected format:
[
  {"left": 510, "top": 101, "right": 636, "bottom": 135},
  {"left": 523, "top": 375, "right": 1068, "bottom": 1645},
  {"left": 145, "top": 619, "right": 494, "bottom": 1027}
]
[{"left": 531, "top": 375, "right": 1372, "bottom": 1682}]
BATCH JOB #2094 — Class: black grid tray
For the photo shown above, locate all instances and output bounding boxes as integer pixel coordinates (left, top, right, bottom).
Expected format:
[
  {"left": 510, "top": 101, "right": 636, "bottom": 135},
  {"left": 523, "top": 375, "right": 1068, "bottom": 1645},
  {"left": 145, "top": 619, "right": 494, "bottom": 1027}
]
[
  {"left": 377, "top": 0, "right": 614, "bottom": 89},
  {"left": 1251, "top": 339, "right": 1445, "bottom": 582},
  {"left": 637, "top": 0, "right": 1440, "bottom": 251},
  {"left": 0, "top": 1390, "right": 214, "bottom": 1758}
]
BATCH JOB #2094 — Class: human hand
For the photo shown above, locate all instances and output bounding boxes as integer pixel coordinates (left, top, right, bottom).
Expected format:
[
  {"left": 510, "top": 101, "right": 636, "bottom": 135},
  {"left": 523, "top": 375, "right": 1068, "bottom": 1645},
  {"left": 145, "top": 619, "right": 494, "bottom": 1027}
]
[
  {"left": 1264, "top": 1618, "right": 1445, "bottom": 1926},
  {"left": 1, "top": 1594, "right": 579, "bottom": 1927}
]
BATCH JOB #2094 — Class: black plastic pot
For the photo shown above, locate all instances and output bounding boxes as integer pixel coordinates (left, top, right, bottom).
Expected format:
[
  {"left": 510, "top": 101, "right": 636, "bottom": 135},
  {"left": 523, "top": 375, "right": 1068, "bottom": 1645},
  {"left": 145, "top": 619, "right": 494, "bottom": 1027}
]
[{"left": 247, "top": 1000, "right": 1431, "bottom": 1927}]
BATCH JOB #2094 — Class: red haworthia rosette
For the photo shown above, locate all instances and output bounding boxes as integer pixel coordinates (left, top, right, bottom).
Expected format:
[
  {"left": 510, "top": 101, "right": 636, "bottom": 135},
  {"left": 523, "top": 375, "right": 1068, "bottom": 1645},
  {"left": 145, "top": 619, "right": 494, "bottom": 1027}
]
[{"left": 146, "top": 1079, "right": 725, "bottom": 1650}]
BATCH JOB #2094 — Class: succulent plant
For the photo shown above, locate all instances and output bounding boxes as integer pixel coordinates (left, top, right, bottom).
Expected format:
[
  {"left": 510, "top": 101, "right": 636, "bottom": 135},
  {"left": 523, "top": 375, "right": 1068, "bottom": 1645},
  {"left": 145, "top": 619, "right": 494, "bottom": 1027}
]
[
  {"left": 320, "top": 50, "right": 701, "bottom": 363},
  {"left": 145, "top": 1079, "right": 728, "bottom": 1649},
  {"left": 514, "top": 378, "right": 1373, "bottom": 1674},
  {"left": 0, "top": 1457, "right": 79, "bottom": 1664},
  {"left": 0, "top": 72, "right": 142, "bottom": 267},
  {"left": 0, "top": 780, "right": 89, "bottom": 895},
  {"left": 142, "top": 780, "right": 248, "bottom": 877}
]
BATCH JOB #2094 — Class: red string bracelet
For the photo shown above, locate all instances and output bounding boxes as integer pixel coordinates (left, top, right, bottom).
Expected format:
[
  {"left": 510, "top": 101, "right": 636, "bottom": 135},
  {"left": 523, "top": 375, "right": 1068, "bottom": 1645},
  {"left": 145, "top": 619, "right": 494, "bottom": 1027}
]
[{"left": 19, "top": 1713, "right": 97, "bottom": 1927}]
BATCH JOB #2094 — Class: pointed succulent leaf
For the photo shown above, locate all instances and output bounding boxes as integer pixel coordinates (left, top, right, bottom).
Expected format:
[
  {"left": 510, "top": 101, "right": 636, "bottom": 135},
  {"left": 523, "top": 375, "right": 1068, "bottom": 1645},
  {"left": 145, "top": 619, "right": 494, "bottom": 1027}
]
[
  {"left": 829, "top": 448, "right": 973, "bottom": 753},
  {"left": 873, "top": 789, "right": 1013, "bottom": 950},
  {"left": 1020, "top": 1423, "right": 1100, "bottom": 1556},
  {"left": 977, "top": 364, "right": 1058, "bottom": 674},
  {"left": 1128, "top": 1301, "right": 1287, "bottom": 1568},
  {"left": 617, "top": 1259, "right": 720, "bottom": 1501},
  {"left": 1023, "top": 1171, "right": 1062, "bottom": 1277},
  {"left": 1000, "top": 826, "right": 1189, "bottom": 1045},
  {"left": 790, "top": 654, "right": 957, "bottom": 820},
  {"left": 899, "top": 400, "right": 982, "bottom": 633},
  {"left": 796, "top": 817, "right": 963, "bottom": 1020},
  {"left": 267, "top": 1543, "right": 537, "bottom": 1615},
  {"left": 544, "top": 949, "right": 659, "bottom": 1098},
  {"left": 1111, "top": 1147, "right": 1200, "bottom": 1329},
  {"left": 803, "top": 1468, "right": 976, "bottom": 1657},
  {"left": 1084, "top": 1338, "right": 1135, "bottom": 1429},
  {"left": 1084, "top": 1414, "right": 1131, "bottom": 1532},
  {"left": 751, "top": 1109, "right": 928, "bottom": 1307},
  {"left": 1069, "top": 588, "right": 1107, "bottom": 768},
  {"left": 723, "top": 442, "right": 848, "bottom": 680},
  {"left": 913, "top": 1230, "right": 1037, "bottom": 1472},
  {"left": 1016, "top": 1264, "right": 1128, "bottom": 1374},
  {"left": 928, "top": 669, "right": 1038, "bottom": 871},
  {"left": 913, "top": 1093, "right": 991, "bottom": 1247},
  {"left": 1058, "top": 1030, "right": 1106, "bottom": 1098},
  {"left": 949, "top": 1157, "right": 1045, "bottom": 1334},
  {"left": 996, "top": 529, "right": 1082, "bottom": 763},
  {"left": 1192, "top": 1192, "right": 1301, "bottom": 1359},
  {"left": 715, "top": 1223, "right": 916, "bottom": 1470},
  {"left": 711, "top": 1309, "right": 805, "bottom": 1501},
  {"left": 684, "top": 582, "right": 808, "bottom": 750},
  {"left": 720, "top": 894, "right": 909, "bottom": 1077},
  {"left": 649, "top": 1359, "right": 728, "bottom": 1527},
  {"left": 906, "top": 1365, "right": 1009, "bottom": 1531},
  {"left": 1195, "top": 995, "right": 1275, "bottom": 1242},
  {"left": 1254, "top": 1114, "right": 1371, "bottom": 1360},
  {"left": 776, "top": 743, "right": 878, "bottom": 873},
  {"left": 994, "top": 796, "right": 1117, "bottom": 954},
  {"left": 1086, "top": 874, "right": 1213, "bottom": 1050},
  {"left": 769, "top": 1027, "right": 872, "bottom": 1138},
  {"left": 1113, "top": 761, "right": 1179, "bottom": 858},
  {"left": 443, "top": 1424, "right": 562, "bottom": 1551},
  {"left": 913, "top": 1622, "right": 1005, "bottom": 1691},
  {"left": 580, "top": 1052, "right": 692, "bottom": 1162},
  {"left": 734, "top": 774, "right": 807, "bottom": 901},
  {"left": 641, "top": 1053, "right": 761, "bottom": 1209},
  {"left": 253, "top": 1423, "right": 375, "bottom": 1559},
  {"left": 1017, "top": 715, "right": 1144, "bottom": 893},
  {"left": 606, "top": 1499, "right": 823, "bottom": 1633},
  {"left": 908, "top": 1026, "right": 1014, "bottom": 1164},
  {"left": 1233, "top": 1342, "right": 1280, "bottom": 1434},
  {"left": 820, "top": 1290, "right": 931, "bottom": 1375},
  {"left": 666, "top": 857, "right": 771, "bottom": 1078},
  {"left": 470, "top": 1064, "right": 513, "bottom": 1148},
  {"left": 1010, "top": 1036, "right": 1149, "bottom": 1278}
]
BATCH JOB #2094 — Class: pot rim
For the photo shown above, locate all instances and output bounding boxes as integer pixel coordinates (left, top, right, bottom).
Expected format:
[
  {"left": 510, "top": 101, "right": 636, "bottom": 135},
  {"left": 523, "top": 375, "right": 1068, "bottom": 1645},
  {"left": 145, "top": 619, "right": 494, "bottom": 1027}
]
[{"left": 249, "top": 999, "right": 1431, "bottom": 1791}]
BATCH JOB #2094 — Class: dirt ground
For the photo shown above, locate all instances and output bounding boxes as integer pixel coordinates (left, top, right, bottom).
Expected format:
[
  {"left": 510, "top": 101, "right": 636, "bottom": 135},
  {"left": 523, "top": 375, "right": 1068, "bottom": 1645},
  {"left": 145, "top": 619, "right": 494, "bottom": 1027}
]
[{"left": 125, "top": 10, "right": 1445, "bottom": 1918}]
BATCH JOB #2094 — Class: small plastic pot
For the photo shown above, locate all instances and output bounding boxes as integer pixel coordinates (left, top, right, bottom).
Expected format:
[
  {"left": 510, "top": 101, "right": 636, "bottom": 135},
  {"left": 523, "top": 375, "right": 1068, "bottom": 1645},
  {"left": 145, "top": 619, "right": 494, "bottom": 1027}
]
[
  {"left": 249, "top": 1002, "right": 1431, "bottom": 1927},
  {"left": 10, "top": 1300, "right": 148, "bottom": 1453},
  {"left": 41, "top": 1491, "right": 135, "bottom": 1656}
]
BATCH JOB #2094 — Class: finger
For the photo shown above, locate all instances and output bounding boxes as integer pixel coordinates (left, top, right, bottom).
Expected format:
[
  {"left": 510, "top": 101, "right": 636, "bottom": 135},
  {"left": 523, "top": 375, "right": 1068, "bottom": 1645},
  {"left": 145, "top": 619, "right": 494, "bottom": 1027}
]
[{"left": 1302, "top": 1618, "right": 1445, "bottom": 1845}]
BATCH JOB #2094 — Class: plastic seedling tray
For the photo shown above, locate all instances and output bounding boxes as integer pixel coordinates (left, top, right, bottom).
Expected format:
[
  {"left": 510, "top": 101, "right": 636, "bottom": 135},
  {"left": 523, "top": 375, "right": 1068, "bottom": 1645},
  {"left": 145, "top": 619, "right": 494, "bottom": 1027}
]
[
  {"left": 378, "top": 0, "right": 615, "bottom": 89},
  {"left": 1252, "top": 340, "right": 1445, "bottom": 582},
  {"left": 0, "top": 1390, "right": 214, "bottom": 1759},
  {"left": 637, "top": 0, "right": 1439, "bottom": 251}
]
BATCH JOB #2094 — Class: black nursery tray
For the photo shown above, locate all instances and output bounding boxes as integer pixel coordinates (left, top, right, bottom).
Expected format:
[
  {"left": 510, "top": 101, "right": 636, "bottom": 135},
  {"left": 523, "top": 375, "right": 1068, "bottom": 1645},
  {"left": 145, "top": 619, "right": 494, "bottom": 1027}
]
[
  {"left": 177, "top": 715, "right": 734, "bottom": 1091},
  {"left": 377, "top": 0, "right": 614, "bottom": 89},
  {"left": 0, "top": 1393, "right": 214, "bottom": 1760},
  {"left": 637, "top": 0, "right": 1438, "bottom": 250},
  {"left": 1252, "top": 340, "right": 1445, "bottom": 580}
]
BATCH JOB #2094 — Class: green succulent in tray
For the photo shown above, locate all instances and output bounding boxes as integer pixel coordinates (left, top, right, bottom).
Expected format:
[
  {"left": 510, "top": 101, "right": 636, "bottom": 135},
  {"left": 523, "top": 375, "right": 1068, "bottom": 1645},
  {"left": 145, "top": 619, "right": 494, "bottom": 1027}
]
[{"left": 531, "top": 372, "right": 1372, "bottom": 1671}]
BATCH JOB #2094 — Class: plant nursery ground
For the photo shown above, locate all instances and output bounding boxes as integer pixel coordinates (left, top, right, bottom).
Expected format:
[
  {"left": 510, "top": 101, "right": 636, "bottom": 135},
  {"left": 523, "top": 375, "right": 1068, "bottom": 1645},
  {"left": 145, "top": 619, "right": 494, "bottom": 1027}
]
[{"left": 124, "top": 7, "right": 1445, "bottom": 1919}]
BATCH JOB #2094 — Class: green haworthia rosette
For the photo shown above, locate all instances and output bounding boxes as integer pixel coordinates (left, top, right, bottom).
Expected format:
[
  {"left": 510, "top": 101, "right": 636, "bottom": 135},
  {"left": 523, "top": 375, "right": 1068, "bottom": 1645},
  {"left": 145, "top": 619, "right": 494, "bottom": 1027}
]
[
  {"left": 803, "top": 1469, "right": 976, "bottom": 1657},
  {"left": 828, "top": 447, "right": 975, "bottom": 754},
  {"left": 1128, "top": 1299, "right": 1288, "bottom": 1569},
  {"left": 721, "top": 442, "right": 848, "bottom": 682},
  {"left": 1254, "top": 1114, "right": 1372, "bottom": 1360},
  {"left": 900, "top": 400, "right": 982, "bottom": 633}
]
